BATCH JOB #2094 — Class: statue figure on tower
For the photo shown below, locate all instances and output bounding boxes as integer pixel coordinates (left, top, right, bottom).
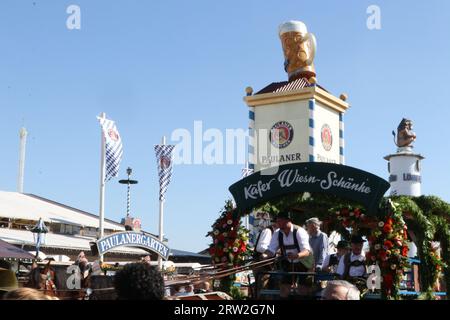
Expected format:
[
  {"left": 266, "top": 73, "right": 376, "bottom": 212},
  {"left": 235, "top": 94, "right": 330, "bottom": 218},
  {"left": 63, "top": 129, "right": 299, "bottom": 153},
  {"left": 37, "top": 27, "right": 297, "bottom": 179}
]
[
  {"left": 279, "top": 21, "right": 317, "bottom": 82},
  {"left": 392, "top": 118, "right": 416, "bottom": 149}
]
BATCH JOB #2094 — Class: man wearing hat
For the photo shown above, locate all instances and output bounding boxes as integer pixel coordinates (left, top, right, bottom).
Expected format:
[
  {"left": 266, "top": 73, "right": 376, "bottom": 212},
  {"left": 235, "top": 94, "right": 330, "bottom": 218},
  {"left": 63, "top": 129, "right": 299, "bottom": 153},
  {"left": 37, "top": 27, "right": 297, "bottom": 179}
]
[
  {"left": 336, "top": 235, "right": 367, "bottom": 281},
  {"left": 322, "top": 240, "right": 350, "bottom": 273},
  {"left": 252, "top": 213, "right": 278, "bottom": 296},
  {"left": 306, "top": 217, "right": 329, "bottom": 272},
  {"left": 254, "top": 213, "right": 278, "bottom": 260},
  {"left": 264, "top": 211, "right": 312, "bottom": 298},
  {"left": 0, "top": 268, "right": 19, "bottom": 298}
]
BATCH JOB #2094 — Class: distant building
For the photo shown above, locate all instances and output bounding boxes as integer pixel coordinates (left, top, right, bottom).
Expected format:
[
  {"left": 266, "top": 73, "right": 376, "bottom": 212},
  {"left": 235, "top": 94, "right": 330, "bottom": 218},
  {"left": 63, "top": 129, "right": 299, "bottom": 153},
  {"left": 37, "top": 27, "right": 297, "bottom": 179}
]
[{"left": 0, "top": 191, "right": 210, "bottom": 264}]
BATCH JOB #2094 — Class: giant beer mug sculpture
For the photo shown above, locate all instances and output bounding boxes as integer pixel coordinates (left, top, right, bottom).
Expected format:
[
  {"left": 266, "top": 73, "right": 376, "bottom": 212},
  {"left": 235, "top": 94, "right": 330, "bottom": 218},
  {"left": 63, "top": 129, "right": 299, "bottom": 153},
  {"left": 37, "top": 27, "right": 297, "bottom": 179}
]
[{"left": 279, "top": 21, "right": 317, "bottom": 82}]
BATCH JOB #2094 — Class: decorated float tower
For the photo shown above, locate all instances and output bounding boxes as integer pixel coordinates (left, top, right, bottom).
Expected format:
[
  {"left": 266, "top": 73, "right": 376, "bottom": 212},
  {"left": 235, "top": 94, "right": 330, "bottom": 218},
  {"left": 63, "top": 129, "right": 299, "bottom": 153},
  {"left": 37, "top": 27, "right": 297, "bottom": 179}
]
[
  {"left": 384, "top": 119, "right": 424, "bottom": 197},
  {"left": 245, "top": 21, "right": 349, "bottom": 172},
  {"left": 244, "top": 20, "right": 350, "bottom": 241}
]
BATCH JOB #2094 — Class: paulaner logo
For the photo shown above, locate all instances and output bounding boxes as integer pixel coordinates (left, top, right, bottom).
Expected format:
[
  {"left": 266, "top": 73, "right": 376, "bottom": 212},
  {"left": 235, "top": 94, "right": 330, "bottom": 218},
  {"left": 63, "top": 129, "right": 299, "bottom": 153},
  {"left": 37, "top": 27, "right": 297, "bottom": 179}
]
[
  {"left": 270, "top": 121, "right": 294, "bottom": 149},
  {"left": 321, "top": 124, "right": 332, "bottom": 151}
]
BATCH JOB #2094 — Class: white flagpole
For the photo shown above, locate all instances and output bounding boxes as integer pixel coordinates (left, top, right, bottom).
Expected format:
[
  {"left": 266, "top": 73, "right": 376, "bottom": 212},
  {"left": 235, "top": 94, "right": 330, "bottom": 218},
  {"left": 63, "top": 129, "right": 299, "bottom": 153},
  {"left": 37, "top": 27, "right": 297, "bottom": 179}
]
[
  {"left": 158, "top": 136, "right": 166, "bottom": 270},
  {"left": 98, "top": 112, "right": 106, "bottom": 262}
]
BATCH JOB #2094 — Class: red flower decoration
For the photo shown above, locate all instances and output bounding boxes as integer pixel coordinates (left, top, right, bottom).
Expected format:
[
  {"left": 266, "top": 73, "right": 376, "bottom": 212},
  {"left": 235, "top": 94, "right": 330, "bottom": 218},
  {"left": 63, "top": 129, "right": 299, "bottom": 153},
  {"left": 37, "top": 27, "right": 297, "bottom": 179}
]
[
  {"left": 341, "top": 208, "right": 350, "bottom": 217},
  {"left": 378, "top": 250, "right": 388, "bottom": 261},
  {"left": 383, "top": 224, "right": 393, "bottom": 234},
  {"left": 383, "top": 273, "right": 393, "bottom": 290},
  {"left": 384, "top": 240, "right": 394, "bottom": 250},
  {"left": 386, "top": 218, "right": 394, "bottom": 226},
  {"left": 354, "top": 208, "right": 361, "bottom": 218},
  {"left": 401, "top": 246, "right": 409, "bottom": 257}
]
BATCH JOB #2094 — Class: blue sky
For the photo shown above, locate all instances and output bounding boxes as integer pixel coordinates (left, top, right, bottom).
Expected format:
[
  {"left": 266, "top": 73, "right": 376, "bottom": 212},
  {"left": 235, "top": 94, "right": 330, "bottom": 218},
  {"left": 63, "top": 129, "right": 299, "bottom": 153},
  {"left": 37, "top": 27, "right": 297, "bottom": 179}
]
[{"left": 0, "top": 1, "right": 449, "bottom": 252}]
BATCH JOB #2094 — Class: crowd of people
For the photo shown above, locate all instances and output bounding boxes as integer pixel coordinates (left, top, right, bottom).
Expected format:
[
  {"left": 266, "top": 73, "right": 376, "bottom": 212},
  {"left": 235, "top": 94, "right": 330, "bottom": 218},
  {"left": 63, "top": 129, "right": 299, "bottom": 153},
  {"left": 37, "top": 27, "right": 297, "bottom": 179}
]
[
  {"left": 0, "top": 261, "right": 168, "bottom": 300},
  {"left": 0, "top": 254, "right": 215, "bottom": 301},
  {"left": 252, "top": 210, "right": 368, "bottom": 299}
]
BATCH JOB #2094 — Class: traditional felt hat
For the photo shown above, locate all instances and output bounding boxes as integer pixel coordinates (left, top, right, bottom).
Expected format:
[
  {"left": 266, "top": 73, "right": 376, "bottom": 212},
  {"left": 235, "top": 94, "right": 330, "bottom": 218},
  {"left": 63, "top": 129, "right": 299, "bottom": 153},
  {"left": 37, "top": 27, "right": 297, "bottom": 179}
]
[
  {"left": 350, "top": 235, "right": 366, "bottom": 244},
  {"left": 336, "top": 240, "right": 350, "bottom": 249},
  {"left": 276, "top": 211, "right": 293, "bottom": 221},
  {"left": 0, "top": 268, "right": 18, "bottom": 292}
]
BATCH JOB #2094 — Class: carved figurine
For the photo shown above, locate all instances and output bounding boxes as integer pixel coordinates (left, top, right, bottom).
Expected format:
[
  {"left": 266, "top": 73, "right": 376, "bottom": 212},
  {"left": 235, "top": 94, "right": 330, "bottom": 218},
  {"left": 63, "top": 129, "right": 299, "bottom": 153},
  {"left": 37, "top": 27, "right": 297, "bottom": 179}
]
[{"left": 392, "top": 118, "right": 416, "bottom": 148}]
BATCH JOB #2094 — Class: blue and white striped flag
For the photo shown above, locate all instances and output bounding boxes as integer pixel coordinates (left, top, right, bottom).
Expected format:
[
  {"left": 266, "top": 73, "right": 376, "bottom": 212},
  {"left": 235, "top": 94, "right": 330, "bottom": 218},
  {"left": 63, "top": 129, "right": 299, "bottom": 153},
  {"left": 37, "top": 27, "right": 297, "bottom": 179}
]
[
  {"left": 154, "top": 144, "right": 175, "bottom": 201},
  {"left": 98, "top": 117, "right": 123, "bottom": 182}
]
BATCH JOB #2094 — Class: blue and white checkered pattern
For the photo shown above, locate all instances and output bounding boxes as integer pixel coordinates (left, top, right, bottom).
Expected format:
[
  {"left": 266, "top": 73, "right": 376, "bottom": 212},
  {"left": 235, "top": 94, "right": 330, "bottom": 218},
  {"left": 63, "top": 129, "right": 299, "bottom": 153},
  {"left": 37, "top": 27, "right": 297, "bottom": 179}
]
[
  {"left": 248, "top": 107, "right": 256, "bottom": 171},
  {"left": 98, "top": 117, "right": 123, "bottom": 182},
  {"left": 308, "top": 99, "right": 315, "bottom": 162},
  {"left": 339, "top": 113, "right": 345, "bottom": 164},
  {"left": 154, "top": 144, "right": 175, "bottom": 201}
]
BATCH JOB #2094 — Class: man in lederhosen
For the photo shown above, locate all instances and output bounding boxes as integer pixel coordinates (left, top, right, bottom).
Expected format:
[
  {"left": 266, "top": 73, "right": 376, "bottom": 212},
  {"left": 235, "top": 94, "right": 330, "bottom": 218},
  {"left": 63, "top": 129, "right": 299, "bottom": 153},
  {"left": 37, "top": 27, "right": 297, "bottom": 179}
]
[
  {"left": 264, "top": 211, "right": 313, "bottom": 299},
  {"left": 252, "top": 214, "right": 278, "bottom": 296},
  {"left": 322, "top": 240, "right": 350, "bottom": 273},
  {"left": 336, "top": 235, "right": 367, "bottom": 284}
]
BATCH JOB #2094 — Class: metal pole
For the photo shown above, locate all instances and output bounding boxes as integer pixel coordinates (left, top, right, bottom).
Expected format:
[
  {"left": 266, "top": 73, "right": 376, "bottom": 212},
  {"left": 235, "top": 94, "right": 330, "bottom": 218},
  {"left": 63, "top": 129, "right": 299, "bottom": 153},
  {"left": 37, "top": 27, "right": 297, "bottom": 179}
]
[
  {"left": 126, "top": 172, "right": 131, "bottom": 217},
  {"left": 158, "top": 136, "right": 166, "bottom": 271},
  {"left": 98, "top": 112, "right": 106, "bottom": 262},
  {"left": 242, "top": 161, "right": 251, "bottom": 231},
  {"left": 127, "top": 183, "right": 131, "bottom": 217},
  {"left": 17, "top": 127, "right": 28, "bottom": 193}
]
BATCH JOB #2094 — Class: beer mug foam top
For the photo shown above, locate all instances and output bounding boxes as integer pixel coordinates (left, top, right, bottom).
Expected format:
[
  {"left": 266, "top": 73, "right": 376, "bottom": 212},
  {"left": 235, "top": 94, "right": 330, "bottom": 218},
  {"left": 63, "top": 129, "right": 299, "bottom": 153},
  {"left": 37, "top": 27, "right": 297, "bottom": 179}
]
[
  {"left": 278, "top": 20, "right": 316, "bottom": 81},
  {"left": 278, "top": 20, "right": 309, "bottom": 36}
]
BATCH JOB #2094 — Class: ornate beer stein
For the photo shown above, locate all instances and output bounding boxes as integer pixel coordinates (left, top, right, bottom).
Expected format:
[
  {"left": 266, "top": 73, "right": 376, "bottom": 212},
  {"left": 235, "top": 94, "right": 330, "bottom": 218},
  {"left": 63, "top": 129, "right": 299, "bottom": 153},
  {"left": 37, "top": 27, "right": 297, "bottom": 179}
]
[{"left": 279, "top": 21, "right": 317, "bottom": 81}]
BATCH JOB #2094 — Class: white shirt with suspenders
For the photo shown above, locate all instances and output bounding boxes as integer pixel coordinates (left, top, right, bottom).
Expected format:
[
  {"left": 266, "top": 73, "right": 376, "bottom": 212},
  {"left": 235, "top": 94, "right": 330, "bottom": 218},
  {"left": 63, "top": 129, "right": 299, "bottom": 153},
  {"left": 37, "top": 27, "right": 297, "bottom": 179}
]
[
  {"left": 336, "top": 252, "right": 366, "bottom": 278},
  {"left": 267, "top": 224, "right": 311, "bottom": 263},
  {"left": 255, "top": 226, "right": 276, "bottom": 254}
]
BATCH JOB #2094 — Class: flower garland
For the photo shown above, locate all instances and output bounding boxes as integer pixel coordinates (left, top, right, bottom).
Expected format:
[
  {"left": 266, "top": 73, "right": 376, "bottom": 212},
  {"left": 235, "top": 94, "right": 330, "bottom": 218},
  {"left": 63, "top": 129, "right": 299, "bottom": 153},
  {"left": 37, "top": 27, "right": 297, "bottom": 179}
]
[
  {"left": 366, "top": 200, "right": 409, "bottom": 299},
  {"left": 331, "top": 206, "right": 367, "bottom": 236},
  {"left": 429, "top": 244, "right": 447, "bottom": 284},
  {"left": 393, "top": 196, "right": 442, "bottom": 297},
  {"left": 213, "top": 193, "right": 450, "bottom": 299},
  {"left": 207, "top": 200, "right": 251, "bottom": 269},
  {"left": 431, "top": 215, "right": 450, "bottom": 296},
  {"left": 327, "top": 206, "right": 383, "bottom": 241}
]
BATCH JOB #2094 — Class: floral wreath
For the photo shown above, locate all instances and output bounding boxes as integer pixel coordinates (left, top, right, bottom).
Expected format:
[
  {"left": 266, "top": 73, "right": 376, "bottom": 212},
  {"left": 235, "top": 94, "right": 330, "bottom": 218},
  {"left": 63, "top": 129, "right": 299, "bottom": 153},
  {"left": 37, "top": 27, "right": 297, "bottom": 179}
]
[
  {"left": 329, "top": 201, "right": 409, "bottom": 299},
  {"left": 328, "top": 205, "right": 375, "bottom": 239},
  {"left": 429, "top": 243, "right": 447, "bottom": 285},
  {"left": 207, "top": 200, "right": 251, "bottom": 269},
  {"left": 366, "top": 200, "right": 410, "bottom": 299}
]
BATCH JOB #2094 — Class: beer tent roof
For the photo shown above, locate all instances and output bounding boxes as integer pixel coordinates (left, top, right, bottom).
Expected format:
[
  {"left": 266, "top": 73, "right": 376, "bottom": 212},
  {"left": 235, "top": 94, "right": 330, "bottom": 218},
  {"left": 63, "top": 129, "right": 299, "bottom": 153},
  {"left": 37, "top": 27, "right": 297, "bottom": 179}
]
[
  {"left": 0, "top": 238, "right": 35, "bottom": 262},
  {"left": 0, "top": 191, "right": 125, "bottom": 231}
]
